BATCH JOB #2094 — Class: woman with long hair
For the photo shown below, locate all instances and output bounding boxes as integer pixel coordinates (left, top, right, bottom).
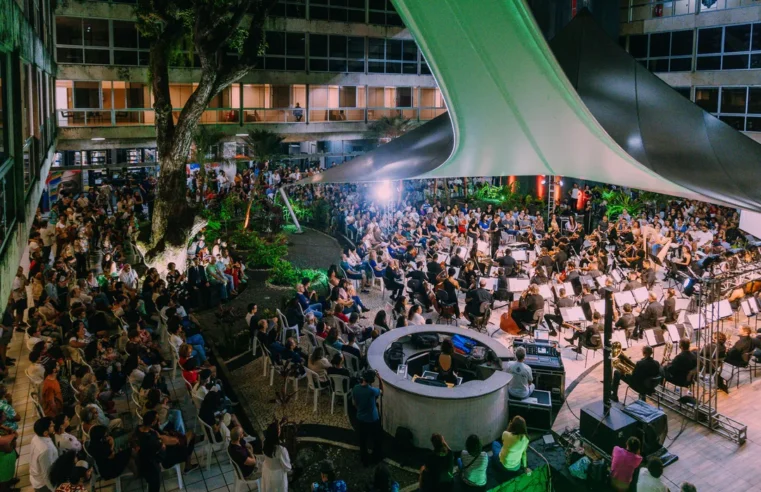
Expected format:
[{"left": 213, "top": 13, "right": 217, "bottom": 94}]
[
  {"left": 369, "top": 463, "right": 399, "bottom": 492},
  {"left": 373, "top": 311, "right": 389, "bottom": 334},
  {"left": 492, "top": 416, "right": 530, "bottom": 480},
  {"left": 418, "top": 433, "right": 454, "bottom": 492},
  {"left": 308, "top": 347, "right": 331, "bottom": 382},
  {"left": 407, "top": 305, "right": 425, "bottom": 325},
  {"left": 261, "top": 422, "right": 292, "bottom": 491}
]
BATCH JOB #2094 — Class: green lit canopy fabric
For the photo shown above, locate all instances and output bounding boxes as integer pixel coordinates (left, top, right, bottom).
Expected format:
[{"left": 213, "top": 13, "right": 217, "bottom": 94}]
[{"left": 298, "top": 0, "right": 759, "bottom": 211}]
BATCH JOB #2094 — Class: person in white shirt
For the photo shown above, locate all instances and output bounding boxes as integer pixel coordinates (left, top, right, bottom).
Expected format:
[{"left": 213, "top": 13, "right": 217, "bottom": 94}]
[
  {"left": 53, "top": 415, "right": 82, "bottom": 453},
  {"left": 506, "top": 347, "right": 535, "bottom": 399},
  {"left": 636, "top": 457, "right": 669, "bottom": 492},
  {"left": 118, "top": 264, "right": 138, "bottom": 291},
  {"left": 30, "top": 417, "right": 59, "bottom": 492}
]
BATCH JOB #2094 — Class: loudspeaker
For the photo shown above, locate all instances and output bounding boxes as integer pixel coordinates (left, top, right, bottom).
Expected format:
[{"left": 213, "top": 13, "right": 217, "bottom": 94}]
[
  {"left": 580, "top": 401, "right": 639, "bottom": 455},
  {"left": 622, "top": 400, "right": 668, "bottom": 457}
]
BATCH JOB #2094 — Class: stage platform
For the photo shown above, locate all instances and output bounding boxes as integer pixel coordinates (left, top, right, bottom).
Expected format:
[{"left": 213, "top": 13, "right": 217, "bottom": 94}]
[{"left": 552, "top": 342, "right": 761, "bottom": 491}]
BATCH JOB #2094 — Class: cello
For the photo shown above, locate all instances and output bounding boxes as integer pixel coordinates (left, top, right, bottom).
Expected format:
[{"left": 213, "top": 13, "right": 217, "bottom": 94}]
[{"left": 500, "top": 289, "right": 526, "bottom": 336}]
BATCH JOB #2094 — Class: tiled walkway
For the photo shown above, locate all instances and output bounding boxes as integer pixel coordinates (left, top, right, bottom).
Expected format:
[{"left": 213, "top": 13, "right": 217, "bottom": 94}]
[{"left": 11, "top": 331, "right": 249, "bottom": 492}]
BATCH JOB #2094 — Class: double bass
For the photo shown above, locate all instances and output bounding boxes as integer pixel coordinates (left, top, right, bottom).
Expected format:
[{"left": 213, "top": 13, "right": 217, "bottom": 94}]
[{"left": 500, "top": 289, "right": 527, "bottom": 336}]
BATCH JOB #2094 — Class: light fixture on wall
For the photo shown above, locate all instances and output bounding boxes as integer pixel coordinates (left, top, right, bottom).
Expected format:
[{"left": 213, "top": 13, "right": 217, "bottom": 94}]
[
  {"left": 91, "top": 137, "right": 105, "bottom": 141},
  {"left": 235, "top": 134, "right": 248, "bottom": 137}
]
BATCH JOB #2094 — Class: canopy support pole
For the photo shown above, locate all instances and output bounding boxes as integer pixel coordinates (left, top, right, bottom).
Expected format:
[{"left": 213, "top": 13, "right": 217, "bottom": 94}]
[{"left": 279, "top": 187, "right": 303, "bottom": 234}]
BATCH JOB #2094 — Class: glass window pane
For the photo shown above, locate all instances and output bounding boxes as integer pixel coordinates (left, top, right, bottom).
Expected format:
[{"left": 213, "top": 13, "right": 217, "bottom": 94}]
[
  {"left": 386, "top": 39, "right": 402, "bottom": 60},
  {"left": 311, "top": 6, "right": 329, "bottom": 20},
  {"left": 286, "top": 57, "right": 305, "bottom": 71},
  {"left": 339, "top": 86, "right": 356, "bottom": 107},
  {"left": 722, "top": 54, "right": 749, "bottom": 70},
  {"left": 347, "top": 0, "right": 365, "bottom": 8},
  {"left": 57, "top": 48, "right": 83, "bottom": 64},
  {"left": 347, "top": 9, "right": 365, "bottom": 23},
  {"left": 266, "top": 32, "right": 286, "bottom": 55},
  {"left": 113, "top": 21, "right": 138, "bottom": 48},
  {"left": 671, "top": 30, "right": 693, "bottom": 56},
  {"left": 83, "top": 19, "right": 109, "bottom": 47},
  {"left": 113, "top": 50, "right": 138, "bottom": 65},
  {"left": 649, "top": 32, "right": 670, "bottom": 58},
  {"left": 648, "top": 59, "right": 669, "bottom": 72},
  {"left": 286, "top": 33, "right": 305, "bottom": 57},
  {"left": 748, "top": 88, "right": 761, "bottom": 114},
  {"left": 696, "top": 56, "right": 721, "bottom": 71},
  {"left": 396, "top": 87, "right": 412, "bottom": 107},
  {"left": 347, "top": 37, "right": 364, "bottom": 59},
  {"left": 329, "top": 7, "right": 348, "bottom": 22},
  {"left": 368, "top": 38, "right": 385, "bottom": 59},
  {"left": 266, "top": 57, "right": 285, "bottom": 70},
  {"left": 751, "top": 53, "right": 761, "bottom": 69},
  {"left": 695, "top": 87, "right": 719, "bottom": 113},
  {"left": 746, "top": 117, "right": 761, "bottom": 131},
  {"left": 310, "top": 59, "right": 329, "bottom": 71},
  {"left": 347, "top": 60, "right": 364, "bottom": 72},
  {"left": 720, "top": 87, "right": 747, "bottom": 113},
  {"left": 752, "top": 23, "right": 761, "bottom": 51},
  {"left": 369, "top": 0, "right": 384, "bottom": 9},
  {"left": 73, "top": 81, "right": 100, "bottom": 108},
  {"left": 402, "top": 40, "right": 417, "bottom": 61},
  {"left": 402, "top": 62, "right": 417, "bottom": 74},
  {"left": 310, "top": 34, "right": 328, "bottom": 57},
  {"left": 329, "top": 59, "right": 347, "bottom": 72},
  {"left": 673, "top": 87, "right": 691, "bottom": 100},
  {"left": 385, "top": 61, "right": 401, "bottom": 73},
  {"left": 724, "top": 24, "right": 751, "bottom": 53},
  {"left": 629, "top": 35, "right": 648, "bottom": 58},
  {"left": 56, "top": 17, "right": 82, "bottom": 45},
  {"left": 368, "top": 61, "right": 384, "bottom": 72},
  {"left": 719, "top": 115, "right": 745, "bottom": 131},
  {"left": 329, "top": 35, "right": 347, "bottom": 58},
  {"left": 85, "top": 49, "right": 110, "bottom": 64},
  {"left": 126, "top": 83, "right": 148, "bottom": 108},
  {"left": 697, "top": 27, "right": 722, "bottom": 55},
  {"left": 669, "top": 58, "right": 691, "bottom": 72},
  {"left": 368, "top": 11, "right": 384, "bottom": 25}
]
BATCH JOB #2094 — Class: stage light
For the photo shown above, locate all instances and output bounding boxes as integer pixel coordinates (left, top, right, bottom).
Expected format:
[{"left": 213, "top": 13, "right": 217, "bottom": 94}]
[
  {"left": 559, "top": 180, "right": 564, "bottom": 186},
  {"left": 541, "top": 179, "right": 546, "bottom": 185},
  {"left": 375, "top": 180, "right": 393, "bottom": 202}
]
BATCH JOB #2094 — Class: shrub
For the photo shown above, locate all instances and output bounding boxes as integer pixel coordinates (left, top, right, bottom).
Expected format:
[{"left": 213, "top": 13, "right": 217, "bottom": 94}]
[
  {"left": 269, "top": 259, "right": 327, "bottom": 288},
  {"left": 230, "top": 231, "right": 288, "bottom": 268}
]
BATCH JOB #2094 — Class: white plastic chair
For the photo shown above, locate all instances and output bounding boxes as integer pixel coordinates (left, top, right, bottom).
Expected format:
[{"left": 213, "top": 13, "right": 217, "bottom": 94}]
[
  {"left": 328, "top": 374, "right": 351, "bottom": 416},
  {"left": 304, "top": 368, "right": 329, "bottom": 413},
  {"left": 324, "top": 343, "right": 341, "bottom": 361},
  {"left": 30, "top": 392, "right": 45, "bottom": 419},
  {"left": 343, "top": 352, "right": 361, "bottom": 378},
  {"left": 199, "top": 418, "right": 227, "bottom": 471},
  {"left": 225, "top": 441, "right": 262, "bottom": 492},
  {"left": 260, "top": 345, "right": 276, "bottom": 386},
  {"left": 25, "top": 366, "right": 43, "bottom": 395}
]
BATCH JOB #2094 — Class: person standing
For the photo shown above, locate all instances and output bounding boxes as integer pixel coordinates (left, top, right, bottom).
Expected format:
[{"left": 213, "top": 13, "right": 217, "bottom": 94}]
[
  {"left": 30, "top": 418, "right": 59, "bottom": 492},
  {"left": 351, "top": 370, "right": 383, "bottom": 466},
  {"left": 610, "top": 437, "right": 642, "bottom": 492},
  {"left": 261, "top": 422, "right": 291, "bottom": 491}
]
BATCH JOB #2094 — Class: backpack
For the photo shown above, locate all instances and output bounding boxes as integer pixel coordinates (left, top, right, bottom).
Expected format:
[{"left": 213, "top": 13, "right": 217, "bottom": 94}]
[
  {"left": 411, "top": 333, "right": 439, "bottom": 349},
  {"left": 386, "top": 341, "right": 405, "bottom": 371}
]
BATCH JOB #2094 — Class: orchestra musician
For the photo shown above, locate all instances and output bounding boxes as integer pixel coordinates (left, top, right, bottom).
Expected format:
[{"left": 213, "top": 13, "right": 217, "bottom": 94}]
[
  {"left": 426, "top": 256, "right": 445, "bottom": 284},
  {"left": 611, "top": 345, "right": 662, "bottom": 402},
  {"left": 552, "top": 246, "right": 568, "bottom": 274},
  {"left": 441, "top": 267, "right": 462, "bottom": 318},
  {"left": 580, "top": 285, "right": 598, "bottom": 321},
  {"left": 383, "top": 259, "right": 405, "bottom": 301},
  {"left": 620, "top": 241, "right": 645, "bottom": 271},
  {"left": 640, "top": 260, "right": 656, "bottom": 290},
  {"left": 494, "top": 268, "right": 510, "bottom": 302},
  {"left": 489, "top": 215, "right": 502, "bottom": 257},
  {"left": 495, "top": 248, "right": 518, "bottom": 277},
  {"left": 564, "top": 311, "right": 603, "bottom": 353},
  {"left": 510, "top": 285, "right": 544, "bottom": 334},
  {"left": 530, "top": 266, "right": 551, "bottom": 286},
  {"left": 664, "top": 338, "right": 697, "bottom": 387},
  {"left": 614, "top": 303, "right": 636, "bottom": 339},
  {"left": 465, "top": 279, "right": 494, "bottom": 322},
  {"left": 450, "top": 247, "right": 465, "bottom": 268},
  {"left": 633, "top": 291, "right": 663, "bottom": 340},
  {"left": 622, "top": 271, "right": 642, "bottom": 292},
  {"left": 406, "top": 261, "right": 432, "bottom": 310},
  {"left": 663, "top": 288, "right": 677, "bottom": 323},
  {"left": 544, "top": 287, "right": 574, "bottom": 336}
]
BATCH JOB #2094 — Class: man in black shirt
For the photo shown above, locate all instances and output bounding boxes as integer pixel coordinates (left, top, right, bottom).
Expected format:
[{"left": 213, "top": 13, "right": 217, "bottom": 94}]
[
  {"left": 544, "top": 288, "right": 574, "bottom": 336},
  {"left": 664, "top": 338, "right": 697, "bottom": 387},
  {"left": 426, "top": 258, "right": 444, "bottom": 284},
  {"left": 465, "top": 279, "right": 494, "bottom": 320},
  {"left": 580, "top": 286, "right": 598, "bottom": 321},
  {"left": 552, "top": 247, "right": 568, "bottom": 274},
  {"left": 663, "top": 288, "right": 677, "bottom": 323},
  {"left": 450, "top": 248, "right": 465, "bottom": 268},
  {"left": 510, "top": 285, "right": 544, "bottom": 333},
  {"left": 611, "top": 345, "right": 662, "bottom": 401},
  {"left": 615, "top": 303, "right": 637, "bottom": 338},
  {"left": 565, "top": 311, "right": 602, "bottom": 352},
  {"left": 622, "top": 271, "right": 642, "bottom": 292},
  {"left": 495, "top": 249, "right": 517, "bottom": 276},
  {"left": 228, "top": 426, "right": 258, "bottom": 479},
  {"left": 634, "top": 292, "right": 663, "bottom": 339},
  {"left": 535, "top": 248, "right": 554, "bottom": 272}
]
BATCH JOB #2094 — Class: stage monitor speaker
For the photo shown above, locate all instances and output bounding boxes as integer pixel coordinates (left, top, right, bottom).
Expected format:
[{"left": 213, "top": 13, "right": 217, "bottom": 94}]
[
  {"left": 580, "top": 401, "right": 639, "bottom": 455},
  {"left": 622, "top": 400, "right": 668, "bottom": 457}
]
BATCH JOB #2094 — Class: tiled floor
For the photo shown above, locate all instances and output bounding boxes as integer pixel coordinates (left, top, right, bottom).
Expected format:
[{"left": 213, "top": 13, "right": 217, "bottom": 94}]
[{"left": 10, "top": 330, "right": 251, "bottom": 492}]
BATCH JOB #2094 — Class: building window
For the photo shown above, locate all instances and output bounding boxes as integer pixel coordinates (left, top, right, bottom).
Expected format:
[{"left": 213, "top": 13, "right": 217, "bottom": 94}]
[
  {"left": 56, "top": 17, "right": 150, "bottom": 65},
  {"left": 309, "top": 85, "right": 366, "bottom": 121},
  {"left": 628, "top": 30, "right": 693, "bottom": 73},
  {"left": 256, "top": 32, "right": 305, "bottom": 71},
  {"left": 367, "top": 86, "right": 416, "bottom": 120},
  {"left": 271, "top": 0, "right": 306, "bottom": 19},
  {"left": 368, "top": 0, "right": 403, "bottom": 26},
  {"left": 310, "top": 0, "right": 365, "bottom": 23},
  {"left": 368, "top": 38, "right": 419, "bottom": 74},
  {"left": 241, "top": 84, "right": 306, "bottom": 123},
  {"left": 309, "top": 34, "right": 365, "bottom": 72},
  {"left": 694, "top": 85, "right": 761, "bottom": 132},
  {"left": 697, "top": 23, "right": 761, "bottom": 71}
]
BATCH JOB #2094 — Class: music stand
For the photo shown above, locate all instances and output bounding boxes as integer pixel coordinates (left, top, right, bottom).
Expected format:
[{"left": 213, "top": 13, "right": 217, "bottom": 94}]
[
  {"left": 613, "top": 291, "right": 636, "bottom": 309},
  {"left": 451, "top": 267, "right": 461, "bottom": 280},
  {"left": 538, "top": 284, "right": 554, "bottom": 302},
  {"left": 741, "top": 299, "right": 760, "bottom": 329},
  {"left": 560, "top": 306, "right": 587, "bottom": 325},
  {"left": 612, "top": 329, "right": 629, "bottom": 349},
  {"left": 631, "top": 287, "right": 649, "bottom": 304},
  {"left": 595, "top": 275, "right": 609, "bottom": 289},
  {"left": 512, "top": 250, "right": 528, "bottom": 262},
  {"left": 591, "top": 299, "right": 608, "bottom": 317},
  {"left": 610, "top": 270, "right": 623, "bottom": 284},
  {"left": 477, "top": 240, "right": 490, "bottom": 255},
  {"left": 559, "top": 282, "right": 575, "bottom": 300},
  {"left": 716, "top": 299, "right": 733, "bottom": 320},
  {"left": 438, "top": 253, "right": 449, "bottom": 265},
  {"left": 489, "top": 266, "right": 500, "bottom": 277},
  {"left": 480, "top": 277, "right": 498, "bottom": 291},
  {"left": 644, "top": 328, "right": 666, "bottom": 347},
  {"left": 508, "top": 278, "right": 530, "bottom": 293}
]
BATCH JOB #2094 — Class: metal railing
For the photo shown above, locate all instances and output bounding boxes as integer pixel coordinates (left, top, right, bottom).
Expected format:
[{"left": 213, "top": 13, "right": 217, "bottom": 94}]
[
  {"left": 55, "top": 106, "right": 448, "bottom": 127},
  {"left": 621, "top": 0, "right": 761, "bottom": 23},
  {"left": 0, "top": 159, "right": 16, "bottom": 255}
]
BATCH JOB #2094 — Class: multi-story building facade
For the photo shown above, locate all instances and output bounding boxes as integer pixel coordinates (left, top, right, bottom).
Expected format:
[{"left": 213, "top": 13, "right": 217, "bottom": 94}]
[
  {"left": 0, "top": 0, "right": 57, "bottom": 304},
  {"left": 619, "top": 0, "right": 761, "bottom": 143},
  {"left": 53, "top": 0, "right": 446, "bottom": 170}
]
